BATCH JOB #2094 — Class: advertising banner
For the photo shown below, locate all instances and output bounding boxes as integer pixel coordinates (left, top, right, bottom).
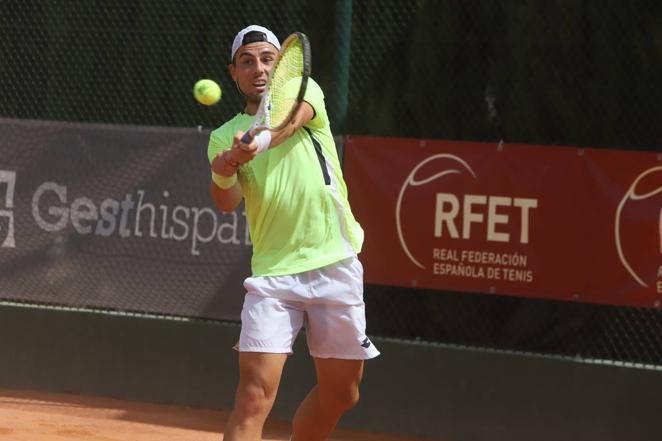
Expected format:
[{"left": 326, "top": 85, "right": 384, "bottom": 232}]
[
  {"left": 0, "top": 119, "right": 250, "bottom": 321},
  {"left": 344, "top": 136, "right": 662, "bottom": 308}
]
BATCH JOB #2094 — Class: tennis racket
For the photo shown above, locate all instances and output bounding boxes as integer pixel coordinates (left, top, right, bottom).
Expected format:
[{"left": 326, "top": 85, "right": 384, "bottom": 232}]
[{"left": 240, "top": 32, "right": 311, "bottom": 144}]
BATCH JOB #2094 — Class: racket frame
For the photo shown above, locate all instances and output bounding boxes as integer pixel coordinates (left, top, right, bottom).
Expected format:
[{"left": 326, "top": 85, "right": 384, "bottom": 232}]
[{"left": 241, "top": 32, "right": 311, "bottom": 143}]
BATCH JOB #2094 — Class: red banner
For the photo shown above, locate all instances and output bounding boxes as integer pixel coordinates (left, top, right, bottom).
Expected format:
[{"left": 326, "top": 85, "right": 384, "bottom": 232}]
[{"left": 344, "top": 136, "right": 662, "bottom": 308}]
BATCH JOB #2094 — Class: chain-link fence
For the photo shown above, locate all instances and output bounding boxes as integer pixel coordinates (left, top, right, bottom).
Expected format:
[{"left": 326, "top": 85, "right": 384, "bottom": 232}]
[{"left": 1, "top": 0, "right": 662, "bottom": 366}]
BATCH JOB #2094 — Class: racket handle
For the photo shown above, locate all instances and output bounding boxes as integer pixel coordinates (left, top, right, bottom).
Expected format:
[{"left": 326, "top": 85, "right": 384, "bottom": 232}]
[
  {"left": 240, "top": 131, "right": 254, "bottom": 144},
  {"left": 239, "top": 129, "right": 270, "bottom": 154}
]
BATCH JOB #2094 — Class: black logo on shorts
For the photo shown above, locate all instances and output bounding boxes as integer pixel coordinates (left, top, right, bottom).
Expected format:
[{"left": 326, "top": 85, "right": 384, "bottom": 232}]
[{"left": 360, "top": 337, "right": 371, "bottom": 348}]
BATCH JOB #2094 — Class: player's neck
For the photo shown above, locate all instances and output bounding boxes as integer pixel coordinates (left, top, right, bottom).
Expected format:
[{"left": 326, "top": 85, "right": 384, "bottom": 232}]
[{"left": 244, "top": 101, "right": 259, "bottom": 116}]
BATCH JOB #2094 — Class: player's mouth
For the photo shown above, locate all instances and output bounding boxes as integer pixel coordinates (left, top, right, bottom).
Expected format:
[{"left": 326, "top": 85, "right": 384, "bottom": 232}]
[{"left": 253, "top": 81, "right": 267, "bottom": 92}]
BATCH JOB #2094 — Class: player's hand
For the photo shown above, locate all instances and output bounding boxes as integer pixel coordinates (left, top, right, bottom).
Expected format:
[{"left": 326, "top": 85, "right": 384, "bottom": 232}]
[
  {"left": 231, "top": 130, "right": 258, "bottom": 165},
  {"left": 211, "top": 150, "right": 239, "bottom": 177}
]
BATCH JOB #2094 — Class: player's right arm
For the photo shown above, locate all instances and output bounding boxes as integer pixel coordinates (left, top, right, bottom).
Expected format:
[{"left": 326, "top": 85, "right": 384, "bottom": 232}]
[
  {"left": 209, "top": 152, "right": 243, "bottom": 213},
  {"left": 208, "top": 130, "right": 243, "bottom": 213},
  {"left": 209, "top": 181, "right": 242, "bottom": 213}
]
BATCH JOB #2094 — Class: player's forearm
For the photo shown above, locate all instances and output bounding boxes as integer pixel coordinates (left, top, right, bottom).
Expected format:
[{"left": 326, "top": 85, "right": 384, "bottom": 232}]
[
  {"left": 208, "top": 149, "right": 243, "bottom": 212},
  {"left": 231, "top": 103, "right": 315, "bottom": 160},
  {"left": 209, "top": 181, "right": 242, "bottom": 213},
  {"left": 268, "top": 101, "right": 315, "bottom": 149},
  {"left": 268, "top": 125, "right": 296, "bottom": 148}
]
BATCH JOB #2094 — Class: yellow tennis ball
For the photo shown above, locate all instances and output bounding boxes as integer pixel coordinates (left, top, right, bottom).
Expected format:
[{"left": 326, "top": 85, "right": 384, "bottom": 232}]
[{"left": 193, "top": 79, "right": 222, "bottom": 106}]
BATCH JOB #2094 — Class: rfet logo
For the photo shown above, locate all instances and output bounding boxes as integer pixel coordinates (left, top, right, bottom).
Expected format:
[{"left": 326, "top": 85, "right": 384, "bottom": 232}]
[
  {"left": 396, "top": 154, "right": 476, "bottom": 269},
  {"left": 615, "top": 166, "right": 662, "bottom": 292},
  {"left": 0, "top": 170, "right": 16, "bottom": 248},
  {"left": 396, "top": 153, "right": 538, "bottom": 270}
]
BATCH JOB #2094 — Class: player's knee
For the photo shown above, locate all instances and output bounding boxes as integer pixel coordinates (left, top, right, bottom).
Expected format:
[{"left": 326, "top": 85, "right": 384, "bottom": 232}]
[
  {"left": 233, "top": 383, "right": 275, "bottom": 419},
  {"left": 324, "top": 384, "right": 361, "bottom": 412},
  {"left": 343, "top": 387, "right": 361, "bottom": 411}
]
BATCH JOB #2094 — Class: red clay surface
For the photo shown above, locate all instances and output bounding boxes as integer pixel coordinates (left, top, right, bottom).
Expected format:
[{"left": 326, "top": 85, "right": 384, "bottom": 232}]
[{"left": 0, "top": 388, "right": 435, "bottom": 441}]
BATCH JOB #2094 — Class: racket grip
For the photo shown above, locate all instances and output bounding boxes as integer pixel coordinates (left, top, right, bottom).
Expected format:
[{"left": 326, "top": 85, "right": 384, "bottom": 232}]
[{"left": 240, "top": 131, "right": 254, "bottom": 144}]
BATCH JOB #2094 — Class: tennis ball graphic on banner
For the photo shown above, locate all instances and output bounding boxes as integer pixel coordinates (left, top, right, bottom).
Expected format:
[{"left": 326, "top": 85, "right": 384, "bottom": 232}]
[
  {"left": 396, "top": 154, "right": 477, "bottom": 269},
  {"left": 193, "top": 79, "right": 222, "bottom": 106},
  {"left": 615, "top": 166, "right": 662, "bottom": 291}
]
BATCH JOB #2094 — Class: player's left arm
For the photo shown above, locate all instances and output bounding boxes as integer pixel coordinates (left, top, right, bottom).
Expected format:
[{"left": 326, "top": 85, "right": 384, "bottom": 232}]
[
  {"left": 232, "top": 78, "right": 327, "bottom": 161},
  {"left": 231, "top": 102, "right": 315, "bottom": 163},
  {"left": 270, "top": 101, "right": 315, "bottom": 146}
]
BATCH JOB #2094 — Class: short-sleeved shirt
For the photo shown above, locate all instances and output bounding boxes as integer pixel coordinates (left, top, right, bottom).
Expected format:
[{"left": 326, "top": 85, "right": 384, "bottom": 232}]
[{"left": 207, "top": 78, "right": 364, "bottom": 276}]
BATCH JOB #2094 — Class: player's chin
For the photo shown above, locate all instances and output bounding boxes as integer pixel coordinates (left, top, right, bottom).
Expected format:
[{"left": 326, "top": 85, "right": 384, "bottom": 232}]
[{"left": 253, "top": 85, "right": 267, "bottom": 96}]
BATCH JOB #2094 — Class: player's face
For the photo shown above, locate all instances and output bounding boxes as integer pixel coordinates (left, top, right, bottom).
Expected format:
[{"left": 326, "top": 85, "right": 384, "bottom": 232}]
[{"left": 229, "top": 42, "right": 278, "bottom": 103}]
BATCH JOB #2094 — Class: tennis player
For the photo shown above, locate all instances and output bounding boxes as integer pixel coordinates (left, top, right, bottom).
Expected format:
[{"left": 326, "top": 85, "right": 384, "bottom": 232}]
[{"left": 207, "top": 25, "right": 380, "bottom": 441}]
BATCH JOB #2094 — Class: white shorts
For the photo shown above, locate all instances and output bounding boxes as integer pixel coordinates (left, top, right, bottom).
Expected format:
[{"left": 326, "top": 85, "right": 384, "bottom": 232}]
[{"left": 236, "top": 256, "right": 380, "bottom": 360}]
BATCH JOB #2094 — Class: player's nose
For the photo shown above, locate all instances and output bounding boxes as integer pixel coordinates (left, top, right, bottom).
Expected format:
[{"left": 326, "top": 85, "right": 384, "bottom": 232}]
[{"left": 254, "top": 60, "right": 270, "bottom": 76}]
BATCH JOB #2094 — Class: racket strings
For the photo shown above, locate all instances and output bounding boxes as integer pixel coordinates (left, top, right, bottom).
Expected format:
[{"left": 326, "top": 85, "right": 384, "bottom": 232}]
[{"left": 269, "top": 39, "right": 304, "bottom": 128}]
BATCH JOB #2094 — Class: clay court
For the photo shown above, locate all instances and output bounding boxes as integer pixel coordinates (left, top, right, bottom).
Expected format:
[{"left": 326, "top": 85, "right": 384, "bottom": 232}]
[{"left": 0, "top": 388, "right": 432, "bottom": 441}]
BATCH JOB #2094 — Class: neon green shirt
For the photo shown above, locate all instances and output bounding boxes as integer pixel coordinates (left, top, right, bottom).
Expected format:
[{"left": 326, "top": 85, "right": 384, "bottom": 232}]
[{"left": 207, "top": 78, "right": 364, "bottom": 276}]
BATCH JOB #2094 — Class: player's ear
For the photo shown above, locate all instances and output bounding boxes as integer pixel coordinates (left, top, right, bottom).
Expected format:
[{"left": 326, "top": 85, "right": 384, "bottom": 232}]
[{"left": 228, "top": 63, "right": 236, "bottom": 81}]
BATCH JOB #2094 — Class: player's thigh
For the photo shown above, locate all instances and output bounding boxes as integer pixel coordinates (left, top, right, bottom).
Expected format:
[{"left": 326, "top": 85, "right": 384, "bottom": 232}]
[
  {"left": 238, "top": 292, "right": 305, "bottom": 353},
  {"left": 304, "top": 257, "right": 380, "bottom": 359},
  {"left": 313, "top": 357, "right": 364, "bottom": 402},
  {"left": 305, "top": 302, "right": 379, "bottom": 359},
  {"left": 237, "top": 352, "right": 288, "bottom": 401}
]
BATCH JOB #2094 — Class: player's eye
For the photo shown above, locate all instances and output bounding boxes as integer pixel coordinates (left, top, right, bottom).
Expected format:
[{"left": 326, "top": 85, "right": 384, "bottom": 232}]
[{"left": 261, "top": 55, "right": 275, "bottom": 64}]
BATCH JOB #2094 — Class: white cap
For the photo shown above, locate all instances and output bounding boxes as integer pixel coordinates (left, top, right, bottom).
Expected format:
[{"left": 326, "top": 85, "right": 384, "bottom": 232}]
[{"left": 230, "top": 25, "right": 281, "bottom": 61}]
